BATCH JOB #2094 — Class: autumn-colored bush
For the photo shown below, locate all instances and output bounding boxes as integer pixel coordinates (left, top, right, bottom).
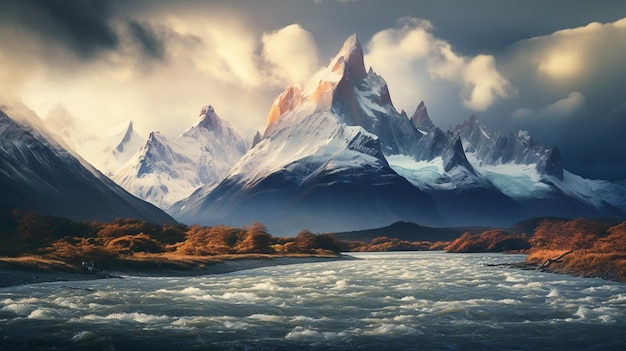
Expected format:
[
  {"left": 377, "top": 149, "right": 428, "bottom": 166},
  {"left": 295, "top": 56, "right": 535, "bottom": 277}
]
[
  {"left": 96, "top": 218, "right": 186, "bottom": 244},
  {"left": 105, "top": 234, "right": 165, "bottom": 254},
  {"left": 593, "top": 222, "right": 626, "bottom": 253},
  {"left": 292, "top": 231, "right": 344, "bottom": 253},
  {"left": 529, "top": 218, "right": 615, "bottom": 250},
  {"left": 235, "top": 222, "right": 275, "bottom": 254},
  {"left": 445, "top": 230, "right": 530, "bottom": 253},
  {"left": 525, "top": 219, "right": 626, "bottom": 282},
  {"left": 351, "top": 236, "right": 438, "bottom": 252},
  {"left": 176, "top": 225, "right": 244, "bottom": 255},
  {"left": 527, "top": 249, "right": 626, "bottom": 282}
]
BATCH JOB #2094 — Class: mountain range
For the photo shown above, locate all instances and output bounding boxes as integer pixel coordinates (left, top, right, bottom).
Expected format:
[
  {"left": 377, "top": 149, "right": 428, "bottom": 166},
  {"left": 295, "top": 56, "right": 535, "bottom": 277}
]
[
  {"left": 4, "top": 34, "right": 625, "bottom": 236},
  {"left": 112, "top": 105, "right": 250, "bottom": 208},
  {"left": 0, "top": 98, "right": 175, "bottom": 224},
  {"left": 165, "top": 35, "right": 625, "bottom": 235}
]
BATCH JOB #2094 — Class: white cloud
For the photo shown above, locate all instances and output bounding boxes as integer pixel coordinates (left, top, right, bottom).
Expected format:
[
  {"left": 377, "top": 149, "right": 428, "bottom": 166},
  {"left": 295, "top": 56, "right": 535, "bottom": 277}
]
[
  {"left": 15, "top": 19, "right": 323, "bottom": 139},
  {"left": 462, "top": 55, "right": 513, "bottom": 110},
  {"left": 502, "top": 16, "right": 626, "bottom": 100},
  {"left": 262, "top": 24, "right": 320, "bottom": 85},
  {"left": 365, "top": 17, "right": 513, "bottom": 114},
  {"left": 512, "top": 91, "right": 586, "bottom": 120}
]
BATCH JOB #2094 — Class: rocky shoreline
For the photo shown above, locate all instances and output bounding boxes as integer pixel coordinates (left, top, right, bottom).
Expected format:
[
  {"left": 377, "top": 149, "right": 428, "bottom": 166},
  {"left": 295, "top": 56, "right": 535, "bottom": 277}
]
[
  {"left": 485, "top": 260, "right": 625, "bottom": 283},
  {"left": 0, "top": 255, "right": 355, "bottom": 288}
]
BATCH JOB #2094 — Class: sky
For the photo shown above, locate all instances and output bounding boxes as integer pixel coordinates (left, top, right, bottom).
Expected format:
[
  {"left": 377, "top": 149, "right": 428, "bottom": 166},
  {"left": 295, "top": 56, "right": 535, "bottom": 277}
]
[{"left": 1, "top": 0, "right": 626, "bottom": 181}]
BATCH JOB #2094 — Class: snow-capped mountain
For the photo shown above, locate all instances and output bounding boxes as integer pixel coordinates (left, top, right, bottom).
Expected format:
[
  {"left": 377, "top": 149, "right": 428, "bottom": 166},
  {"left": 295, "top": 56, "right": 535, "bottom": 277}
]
[
  {"left": 454, "top": 115, "right": 562, "bottom": 179},
  {"left": 113, "top": 105, "right": 250, "bottom": 209},
  {"left": 169, "top": 35, "right": 440, "bottom": 234},
  {"left": 169, "top": 34, "right": 625, "bottom": 234},
  {"left": 0, "top": 98, "right": 175, "bottom": 224},
  {"left": 42, "top": 105, "right": 145, "bottom": 176}
]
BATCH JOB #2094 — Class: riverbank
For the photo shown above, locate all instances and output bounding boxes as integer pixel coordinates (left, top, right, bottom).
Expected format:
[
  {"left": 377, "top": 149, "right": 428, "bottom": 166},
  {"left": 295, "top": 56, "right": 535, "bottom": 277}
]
[
  {"left": 0, "top": 254, "right": 353, "bottom": 288},
  {"left": 525, "top": 249, "right": 626, "bottom": 282}
]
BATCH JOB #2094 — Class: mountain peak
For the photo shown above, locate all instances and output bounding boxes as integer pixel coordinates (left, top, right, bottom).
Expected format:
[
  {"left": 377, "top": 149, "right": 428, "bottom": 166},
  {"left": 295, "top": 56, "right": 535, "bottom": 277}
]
[
  {"left": 410, "top": 101, "right": 434, "bottom": 132},
  {"left": 196, "top": 104, "right": 221, "bottom": 130},
  {"left": 115, "top": 120, "right": 134, "bottom": 153},
  {"left": 266, "top": 85, "right": 303, "bottom": 128},
  {"left": 331, "top": 33, "right": 367, "bottom": 83},
  {"left": 337, "top": 33, "right": 361, "bottom": 57}
]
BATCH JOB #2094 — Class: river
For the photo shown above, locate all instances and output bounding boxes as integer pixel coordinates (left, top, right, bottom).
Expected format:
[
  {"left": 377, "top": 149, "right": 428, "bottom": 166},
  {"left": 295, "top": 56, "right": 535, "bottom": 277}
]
[{"left": 1, "top": 252, "right": 625, "bottom": 350}]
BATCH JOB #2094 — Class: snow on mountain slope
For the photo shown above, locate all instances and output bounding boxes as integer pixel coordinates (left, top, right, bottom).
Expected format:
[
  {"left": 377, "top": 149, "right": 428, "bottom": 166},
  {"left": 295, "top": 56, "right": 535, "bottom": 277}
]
[
  {"left": 172, "top": 34, "right": 624, "bottom": 232},
  {"left": 113, "top": 105, "right": 250, "bottom": 209},
  {"left": 170, "top": 35, "right": 440, "bottom": 234},
  {"left": 455, "top": 116, "right": 563, "bottom": 179},
  {"left": 0, "top": 98, "right": 175, "bottom": 224},
  {"left": 42, "top": 105, "right": 145, "bottom": 176}
]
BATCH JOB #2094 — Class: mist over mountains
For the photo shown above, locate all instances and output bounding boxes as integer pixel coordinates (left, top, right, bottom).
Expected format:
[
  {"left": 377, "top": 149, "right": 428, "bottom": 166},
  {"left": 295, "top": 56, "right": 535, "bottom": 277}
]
[
  {"left": 3, "top": 35, "right": 625, "bottom": 235},
  {"left": 0, "top": 98, "right": 174, "bottom": 225}
]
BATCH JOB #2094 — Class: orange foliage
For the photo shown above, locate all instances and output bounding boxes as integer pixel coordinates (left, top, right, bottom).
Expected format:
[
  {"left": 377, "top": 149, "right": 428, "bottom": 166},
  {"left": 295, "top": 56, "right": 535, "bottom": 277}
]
[
  {"left": 105, "top": 234, "right": 164, "bottom": 254},
  {"left": 352, "top": 236, "right": 436, "bottom": 252},
  {"left": 529, "top": 218, "right": 613, "bottom": 250},
  {"left": 175, "top": 225, "right": 243, "bottom": 255},
  {"left": 526, "top": 219, "right": 626, "bottom": 282},
  {"left": 445, "top": 230, "right": 530, "bottom": 253}
]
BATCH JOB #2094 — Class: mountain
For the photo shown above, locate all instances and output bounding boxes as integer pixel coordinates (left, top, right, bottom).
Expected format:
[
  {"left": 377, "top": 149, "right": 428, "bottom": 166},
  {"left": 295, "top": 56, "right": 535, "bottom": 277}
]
[
  {"left": 452, "top": 116, "right": 624, "bottom": 218},
  {"left": 169, "top": 35, "right": 441, "bottom": 235},
  {"left": 170, "top": 34, "right": 625, "bottom": 234},
  {"left": 112, "top": 105, "right": 250, "bottom": 209},
  {"left": 334, "top": 221, "right": 492, "bottom": 243},
  {"left": 454, "top": 115, "right": 563, "bottom": 179},
  {"left": 0, "top": 98, "right": 175, "bottom": 224},
  {"left": 42, "top": 105, "right": 145, "bottom": 176}
]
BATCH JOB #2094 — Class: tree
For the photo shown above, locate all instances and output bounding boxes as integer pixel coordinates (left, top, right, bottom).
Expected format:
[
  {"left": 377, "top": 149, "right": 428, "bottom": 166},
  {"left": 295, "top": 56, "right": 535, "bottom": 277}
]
[
  {"left": 236, "top": 222, "right": 274, "bottom": 254},
  {"left": 295, "top": 230, "right": 316, "bottom": 253}
]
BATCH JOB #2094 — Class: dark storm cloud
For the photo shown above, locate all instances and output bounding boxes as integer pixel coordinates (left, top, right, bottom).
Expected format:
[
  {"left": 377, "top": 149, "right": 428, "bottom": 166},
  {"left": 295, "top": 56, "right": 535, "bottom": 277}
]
[
  {"left": 127, "top": 20, "right": 166, "bottom": 60},
  {"left": 0, "top": 0, "right": 172, "bottom": 62},
  {"left": 0, "top": 0, "right": 119, "bottom": 58}
]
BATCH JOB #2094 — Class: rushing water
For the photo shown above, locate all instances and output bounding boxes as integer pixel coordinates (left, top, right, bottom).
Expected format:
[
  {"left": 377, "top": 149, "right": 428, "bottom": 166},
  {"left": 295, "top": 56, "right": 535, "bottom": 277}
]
[{"left": 1, "top": 252, "right": 625, "bottom": 350}]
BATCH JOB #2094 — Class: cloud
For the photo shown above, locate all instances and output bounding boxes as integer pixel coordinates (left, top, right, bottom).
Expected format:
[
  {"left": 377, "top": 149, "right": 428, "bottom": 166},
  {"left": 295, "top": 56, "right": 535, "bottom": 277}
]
[
  {"left": 0, "top": 0, "right": 119, "bottom": 59},
  {"left": 500, "top": 17, "right": 626, "bottom": 112},
  {"left": 127, "top": 20, "right": 166, "bottom": 60},
  {"left": 365, "top": 17, "right": 513, "bottom": 116},
  {"left": 8, "top": 12, "right": 323, "bottom": 140},
  {"left": 462, "top": 55, "right": 513, "bottom": 110},
  {"left": 513, "top": 91, "right": 586, "bottom": 120},
  {"left": 262, "top": 24, "right": 320, "bottom": 85}
]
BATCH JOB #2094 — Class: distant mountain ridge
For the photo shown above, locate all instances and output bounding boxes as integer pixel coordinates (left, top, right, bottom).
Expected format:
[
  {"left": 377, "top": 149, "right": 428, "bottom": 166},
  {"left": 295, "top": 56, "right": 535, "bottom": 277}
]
[
  {"left": 112, "top": 105, "right": 250, "bottom": 209},
  {"left": 0, "top": 99, "right": 175, "bottom": 224},
  {"left": 42, "top": 105, "right": 145, "bottom": 176}
]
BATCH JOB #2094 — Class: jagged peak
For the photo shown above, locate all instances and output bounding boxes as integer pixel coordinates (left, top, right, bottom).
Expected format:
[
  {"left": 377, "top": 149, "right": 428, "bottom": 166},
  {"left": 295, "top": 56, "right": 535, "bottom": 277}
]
[
  {"left": 266, "top": 84, "right": 303, "bottom": 128},
  {"left": 337, "top": 34, "right": 361, "bottom": 59},
  {"left": 537, "top": 146, "right": 563, "bottom": 180},
  {"left": 115, "top": 120, "right": 135, "bottom": 153},
  {"left": 330, "top": 33, "right": 367, "bottom": 83},
  {"left": 410, "top": 100, "right": 434, "bottom": 131},
  {"left": 147, "top": 131, "right": 164, "bottom": 143},
  {"left": 199, "top": 105, "right": 214, "bottom": 116},
  {"left": 251, "top": 130, "right": 262, "bottom": 148},
  {"left": 444, "top": 136, "right": 476, "bottom": 174},
  {"left": 196, "top": 104, "right": 222, "bottom": 130}
]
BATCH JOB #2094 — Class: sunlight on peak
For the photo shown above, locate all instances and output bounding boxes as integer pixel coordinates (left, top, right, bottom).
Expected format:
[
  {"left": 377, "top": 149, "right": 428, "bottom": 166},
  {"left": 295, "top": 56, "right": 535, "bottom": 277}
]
[{"left": 539, "top": 51, "right": 582, "bottom": 78}]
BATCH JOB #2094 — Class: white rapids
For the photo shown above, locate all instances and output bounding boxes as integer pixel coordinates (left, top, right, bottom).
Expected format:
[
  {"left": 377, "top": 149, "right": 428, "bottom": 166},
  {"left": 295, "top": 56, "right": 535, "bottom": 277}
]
[{"left": 1, "top": 252, "right": 625, "bottom": 350}]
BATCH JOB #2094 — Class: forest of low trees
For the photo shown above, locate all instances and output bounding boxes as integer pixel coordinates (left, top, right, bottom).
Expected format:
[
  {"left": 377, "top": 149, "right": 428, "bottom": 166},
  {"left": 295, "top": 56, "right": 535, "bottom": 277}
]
[
  {"left": 0, "top": 211, "right": 347, "bottom": 268},
  {"left": 445, "top": 217, "right": 626, "bottom": 281},
  {"left": 2, "top": 210, "right": 625, "bottom": 281}
]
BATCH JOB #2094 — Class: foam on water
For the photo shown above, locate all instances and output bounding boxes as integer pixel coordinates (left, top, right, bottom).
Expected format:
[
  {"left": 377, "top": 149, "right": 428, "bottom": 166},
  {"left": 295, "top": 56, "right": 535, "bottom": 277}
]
[{"left": 1, "top": 252, "right": 625, "bottom": 350}]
